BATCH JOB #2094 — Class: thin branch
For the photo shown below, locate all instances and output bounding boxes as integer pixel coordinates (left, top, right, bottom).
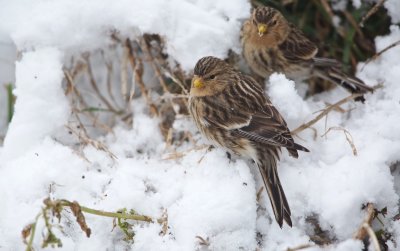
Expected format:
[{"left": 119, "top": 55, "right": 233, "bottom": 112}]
[
  {"left": 321, "top": 127, "right": 358, "bottom": 156},
  {"left": 360, "top": 0, "right": 386, "bottom": 27},
  {"left": 83, "top": 54, "right": 119, "bottom": 114},
  {"left": 362, "top": 39, "right": 400, "bottom": 70},
  {"left": 292, "top": 93, "right": 363, "bottom": 135},
  {"left": 125, "top": 39, "right": 158, "bottom": 116},
  {"left": 60, "top": 200, "right": 153, "bottom": 222},
  {"left": 353, "top": 203, "right": 376, "bottom": 240},
  {"left": 140, "top": 37, "right": 170, "bottom": 94},
  {"left": 363, "top": 223, "right": 381, "bottom": 251}
]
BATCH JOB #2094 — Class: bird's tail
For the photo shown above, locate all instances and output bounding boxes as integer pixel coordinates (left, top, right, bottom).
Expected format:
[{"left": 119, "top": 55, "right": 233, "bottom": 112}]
[
  {"left": 257, "top": 148, "right": 292, "bottom": 228},
  {"left": 313, "top": 57, "right": 374, "bottom": 97}
]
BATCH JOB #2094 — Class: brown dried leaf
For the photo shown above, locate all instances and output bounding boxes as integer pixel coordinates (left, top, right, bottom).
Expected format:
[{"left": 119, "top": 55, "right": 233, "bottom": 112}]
[{"left": 70, "top": 201, "right": 92, "bottom": 238}]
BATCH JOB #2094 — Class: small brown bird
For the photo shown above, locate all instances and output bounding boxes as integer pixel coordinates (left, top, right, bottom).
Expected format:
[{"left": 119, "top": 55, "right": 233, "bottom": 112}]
[
  {"left": 241, "top": 6, "right": 373, "bottom": 95},
  {"left": 189, "top": 56, "right": 309, "bottom": 227}
]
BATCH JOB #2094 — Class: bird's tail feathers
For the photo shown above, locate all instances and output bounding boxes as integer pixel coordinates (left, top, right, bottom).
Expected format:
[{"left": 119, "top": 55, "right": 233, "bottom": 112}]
[
  {"left": 287, "top": 142, "right": 309, "bottom": 158},
  {"left": 257, "top": 150, "right": 292, "bottom": 228},
  {"left": 314, "top": 67, "right": 373, "bottom": 97}
]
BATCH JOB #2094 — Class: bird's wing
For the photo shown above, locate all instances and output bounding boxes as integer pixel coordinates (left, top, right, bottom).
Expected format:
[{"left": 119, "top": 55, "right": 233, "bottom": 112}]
[
  {"left": 201, "top": 75, "right": 308, "bottom": 154},
  {"left": 278, "top": 23, "right": 318, "bottom": 62}
]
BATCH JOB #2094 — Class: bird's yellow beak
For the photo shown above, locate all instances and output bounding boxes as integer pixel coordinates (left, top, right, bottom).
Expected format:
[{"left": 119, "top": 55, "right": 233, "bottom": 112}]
[
  {"left": 258, "top": 24, "right": 267, "bottom": 37},
  {"left": 192, "top": 76, "right": 204, "bottom": 88}
]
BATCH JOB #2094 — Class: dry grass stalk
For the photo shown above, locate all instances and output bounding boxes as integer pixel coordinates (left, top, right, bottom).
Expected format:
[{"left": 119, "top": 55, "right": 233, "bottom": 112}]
[
  {"left": 83, "top": 54, "right": 119, "bottom": 114},
  {"left": 66, "top": 122, "right": 117, "bottom": 160},
  {"left": 65, "top": 70, "right": 115, "bottom": 134},
  {"left": 353, "top": 203, "right": 381, "bottom": 251},
  {"left": 163, "top": 144, "right": 208, "bottom": 160},
  {"left": 161, "top": 68, "right": 189, "bottom": 95},
  {"left": 101, "top": 51, "right": 120, "bottom": 109},
  {"left": 292, "top": 93, "right": 363, "bottom": 135},
  {"left": 126, "top": 39, "right": 158, "bottom": 116},
  {"left": 361, "top": 39, "right": 400, "bottom": 70},
  {"left": 318, "top": 0, "right": 345, "bottom": 37},
  {"left": 140, "top": 37, "right": 170, "bottom": 94},
  {"left": 195, "top": 236, "right": 210, "bottom": 246},
  {"left": 360, "top": 0, "right": 387, "bottom": 27},
  {"left": 321, "top": 126, "right": 358, "bottom": 156}
]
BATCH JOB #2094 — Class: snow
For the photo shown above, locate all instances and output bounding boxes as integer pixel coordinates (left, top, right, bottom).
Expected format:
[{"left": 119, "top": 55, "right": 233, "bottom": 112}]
[
  {"left": 0, "top": 0, "right": 250, "bottom": 71},
  {"left": 0, "top": 0, "right": 400, "bottom": 250},
  {"left": 385, "top": 0, "right": 400, "bottom": 23},
  {"left": 2, "top": 47, "right": 68, "bottom": 160}
]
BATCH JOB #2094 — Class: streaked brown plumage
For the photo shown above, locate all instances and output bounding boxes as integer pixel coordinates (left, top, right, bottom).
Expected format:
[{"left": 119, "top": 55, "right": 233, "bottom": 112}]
[
  {"left": 241, "top": 6, "right": 373, "bottom": 96},
  {"left": 189, "top": 56, "right": 309, "bottom": 227}
]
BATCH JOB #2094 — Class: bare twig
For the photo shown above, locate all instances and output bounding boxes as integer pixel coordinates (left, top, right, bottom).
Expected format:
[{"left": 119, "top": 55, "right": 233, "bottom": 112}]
[
  {"left": 318, "top": 0, "right": 346, "bottom": 37},
  {"left": 160, "top": 67, "right": 189, "bottom": 95},
  {"left": 83, "top": 54, "right": 119, "bottom": 114},
  {"left": 66, "top": 123, "right": 117, "bottom": 160},
  {"left": 163, "top": 144, "right": 208, "bottom": 160},
  {"left": 360, "top": 0, "right": 387, "bottom": 27},
  {"left": 362, "top": 40, "right": 400, "bottom": 70},
  {"left": 195, "top": 236, "right": 210, "bottom": 246},
  {"left": 363, "top": 223, "right": 381, "bottom": 251},
  {"left": 140, "top": 37, "right": 170, "bottom": 94},
  {"left": 65, "top": 70, "right": 115, "bottom": 134},
  {"left": 101, "top": 50, "right": 120, "bottom": 109},
  {"left": 321, "top": 127, "right": 358, "bottom": 156},
  {"left": 353, "top": 203, "right": 376, "bottom": 239},
  {"left": 126, "top": 39, "right": 158, "bottom": 116},
  {"left": 292, "top": 93, "right": 363, "bottom": 135}
]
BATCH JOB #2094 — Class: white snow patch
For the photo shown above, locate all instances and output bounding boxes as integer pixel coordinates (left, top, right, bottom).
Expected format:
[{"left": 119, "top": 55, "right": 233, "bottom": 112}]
[
  {"left": 1, "top": 47, "right": 68, "bottom": 160},
  {"left": 0, "top": 0, "right": 251, "bottom": 71}
]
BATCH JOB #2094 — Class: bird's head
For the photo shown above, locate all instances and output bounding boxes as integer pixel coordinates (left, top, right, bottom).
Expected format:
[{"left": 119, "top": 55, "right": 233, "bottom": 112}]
[
  {"left": 190, "top": 56, "right": 234, "bottom": 97},
  {"left": 250, "top": 6, "right": 289, "bottom": 43}
]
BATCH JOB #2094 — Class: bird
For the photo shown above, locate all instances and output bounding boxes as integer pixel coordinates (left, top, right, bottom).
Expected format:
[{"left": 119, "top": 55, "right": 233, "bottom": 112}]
[
  {"left": 241, "top": 6, "right": 374, "bottom": 96},
  {"left": 188, "top": 56, "right": 309, "bottom": 227}
]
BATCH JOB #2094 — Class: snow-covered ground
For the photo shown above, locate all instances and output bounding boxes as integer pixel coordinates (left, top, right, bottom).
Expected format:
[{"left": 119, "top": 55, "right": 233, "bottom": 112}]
[{"left": 0, "top": 0, "right": 400, "bottom": 250}]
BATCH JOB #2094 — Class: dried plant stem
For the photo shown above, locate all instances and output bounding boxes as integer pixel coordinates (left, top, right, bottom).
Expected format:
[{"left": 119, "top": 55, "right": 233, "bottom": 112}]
[
  {"left": 104, "top": 57, "right": 120, "bottom": 110},
  {"left": 321, "top": 127, "right": 358, "bottom": 156},
  {"left": 59, "top": 200, "right": 153, "bottom": 222},
  {"left": 23, "top": 198, "right": 157, "bottom": 250},
  {"left": 161, "top": 67, "right": 189, "bottom": 95},
  {"left": 362, "top": 39, "right": 400, "bottom": 70},
  {"left": 363, "top": 223, "right": 381, "bottom": 251},
  {"left": 25, "top": 213, "right": 41, "bottom": 251},
  {"left": 65, "top": 70, "right": 115, "bottom": 134},
  {"left": 140, "top": 38, "right": 170, "bottom": 94},
  {"left": 360, "top": 0, "right": 386, "bottom": 27},
  {"left": 353, "top": 203, "right": 381, "bottom": 251},
  {"left": 318, "top": 0, "right": 345, "bottom": 37},
  {"left": 66, "top": 122, "right": 117, "bottom": 160},
  {"left": 83, "top": 54, "right": 119, "bottom": 114},
  {"left": 353, "top": 203, "right": 376, "bottom": 240},
  {"left": 163, "top": 144, "right": 208, "bottom": 160},
  {"left": 126, "top": 39, "right": 158, "bottom": 116},
  {"left": 292, "top": 93, "right": 363, "bottom": 135}
]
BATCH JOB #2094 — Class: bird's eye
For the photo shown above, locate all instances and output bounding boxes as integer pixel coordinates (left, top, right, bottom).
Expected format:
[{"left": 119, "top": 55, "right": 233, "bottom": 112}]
[
  {"left": 209, "top": 75, "right": 216, "bottom": 80},
  {"left": 252, "top": 19, "right": 257, "bottom": 26},
  {"left": 271, "top": 20, "right": 277, "bottom": 26}
]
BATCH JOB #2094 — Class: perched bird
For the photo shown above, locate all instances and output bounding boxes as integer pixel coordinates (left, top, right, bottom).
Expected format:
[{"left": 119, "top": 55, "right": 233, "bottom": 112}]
[
  {"left": 241, "top": 6, "right": 373, "bottom": 96},
  {"left": 189, "top": 56, "right": 309, "bottom": 227}
]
